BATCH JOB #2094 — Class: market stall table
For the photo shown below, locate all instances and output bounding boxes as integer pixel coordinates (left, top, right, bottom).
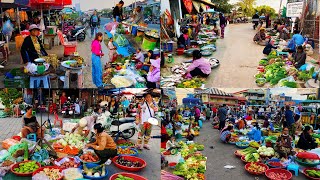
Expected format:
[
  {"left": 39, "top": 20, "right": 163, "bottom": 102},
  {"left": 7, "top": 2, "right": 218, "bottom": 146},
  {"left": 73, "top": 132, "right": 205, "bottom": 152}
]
[{"left": 60, "top": 60, "right": 84, "bottom": 88}]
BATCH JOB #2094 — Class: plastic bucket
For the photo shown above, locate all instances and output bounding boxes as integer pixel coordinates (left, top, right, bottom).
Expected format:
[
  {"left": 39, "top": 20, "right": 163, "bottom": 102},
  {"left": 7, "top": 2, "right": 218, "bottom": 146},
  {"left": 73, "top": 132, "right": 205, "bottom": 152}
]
[
  {"left": 167, "top": 42, "right": 174, "bottom": 52},
  {"left": 162, "top": 42, "right": 167, "bottom": 51},
  {"left": 142, "top": 37, "right": 157, "bottom": 51},
  {"left": 131, "top": 26, "right": 138, "bottom": 36}
]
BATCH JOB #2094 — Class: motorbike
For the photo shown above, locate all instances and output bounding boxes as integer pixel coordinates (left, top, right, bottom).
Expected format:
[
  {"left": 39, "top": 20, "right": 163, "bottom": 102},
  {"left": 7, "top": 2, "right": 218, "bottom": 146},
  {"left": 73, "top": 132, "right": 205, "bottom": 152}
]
[
  {"left": 95, "top": 111, "right": 136, "bottom": 139},
  {"left": 62, "top": 22, "right": 86, "bottom": 42},
  {"left": 61, "top": 101, "right": 75, "bottom": 118}
]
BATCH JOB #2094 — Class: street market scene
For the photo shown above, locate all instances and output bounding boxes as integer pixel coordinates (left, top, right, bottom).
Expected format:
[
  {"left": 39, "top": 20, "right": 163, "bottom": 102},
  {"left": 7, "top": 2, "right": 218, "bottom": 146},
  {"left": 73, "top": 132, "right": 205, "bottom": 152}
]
[
  {"left": 160, "top": 0, "right": 320, "bottom": 88},
  {"left": 161, "top": 88, "right": 320, "bottom": 180},
  {"left": 0, "top": 88, "right": 161, "bottom": 180},
  {"left": 0, "top": 0, "right": 160, "bottom": 89}
]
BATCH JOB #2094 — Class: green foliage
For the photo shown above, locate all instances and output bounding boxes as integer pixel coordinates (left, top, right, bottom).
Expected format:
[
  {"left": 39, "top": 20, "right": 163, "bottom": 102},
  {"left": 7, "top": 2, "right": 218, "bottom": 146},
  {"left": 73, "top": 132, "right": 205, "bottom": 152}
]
[
  {"left": 0, "top": 89, "right": 22, "bottom": 108},
  {"left": 254, "top": 5, "right": 277, "bottom": 18},
  {"left": 212, "top": 0, "right": 234, "bottom": 13},
  {"left": 236, "top": 0, "right": 256, "bottom": 16}
]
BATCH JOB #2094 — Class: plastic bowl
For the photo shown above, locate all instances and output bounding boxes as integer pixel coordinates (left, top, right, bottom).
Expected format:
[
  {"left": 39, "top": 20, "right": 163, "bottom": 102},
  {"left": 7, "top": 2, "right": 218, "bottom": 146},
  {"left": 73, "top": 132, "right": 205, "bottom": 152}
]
[
  {"left": 112, "top": 156, "right": 147, "bottom": 172},
  {"left": 168, "top": 162, "right": 177, "bottom": 169},
  {"left": 11, "top": 160, "right": 41, "bottom": 177},
  {"left": 265, "top": 168, "right": 292, "bottom": 180},
  {"left": 80, "top": 163, "right": 109, "bottom": 180},
  {"left": 117, "top": 146, "right": 139, "bottom": 157},
  {"left": 54, "top": 157, "right": 81, "bottom": 169},
  {"left": 109, "top": 172, "right": 148, "bottom": 180},
  {"left": 236, "top": 142, "right": 249, "bottom": 149},
  {"left": 266, "top": 159, "right": 286, "bottom": 168},
  {"left": 303, "top": 167, "right": 320, "bottom": 180},
  {"left": 256, "top": 78, "right": 266, "bottom": 87},
  {"left": 79, "top": 153, "right": 100, "bottom": 164},
  {"left": 296, "top": 158, "right": 320, "bottom": 167},
  {"left": 245, "top": 162, "right": 269, "bottom": 175},
  {"left": 32, "top": 166, "right": 63, "bottom": 180},
  {"left": 234, "top": 150, "right": 243, "bottom": 158}
]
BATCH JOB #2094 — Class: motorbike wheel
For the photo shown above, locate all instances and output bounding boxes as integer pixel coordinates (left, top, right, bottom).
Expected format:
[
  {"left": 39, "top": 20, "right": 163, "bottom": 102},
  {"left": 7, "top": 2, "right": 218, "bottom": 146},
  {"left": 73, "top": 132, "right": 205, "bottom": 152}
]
[
  {"left": 121, "top": 128, "right": 135, "bottom": 139},
  {"left": 78, "top": 33, "right": 86, "bottom": 42}
]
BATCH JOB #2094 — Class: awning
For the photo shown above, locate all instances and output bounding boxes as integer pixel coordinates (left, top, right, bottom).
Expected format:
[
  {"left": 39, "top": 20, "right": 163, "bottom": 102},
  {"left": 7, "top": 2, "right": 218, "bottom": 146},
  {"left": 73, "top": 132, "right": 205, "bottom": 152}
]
[
  {"left": 192, "top": 1, "right": 201, "bottom": 13},
  {"left": 193, "top": 0, "right": 215, "bottom": 7}
]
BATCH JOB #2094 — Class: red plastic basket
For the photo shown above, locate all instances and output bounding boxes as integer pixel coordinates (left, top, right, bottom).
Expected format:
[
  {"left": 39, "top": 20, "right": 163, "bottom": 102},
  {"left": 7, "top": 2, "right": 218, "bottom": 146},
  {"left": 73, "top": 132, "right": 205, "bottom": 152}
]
[
  {"left": 32, "top": 166, "right": 63, "bottom": 180},
  {"left": 11, "top": 161, "right": 41, "bottom": 177},
  {"left": 245, "top": 162, "right": 269, "bottom": 175},
  {"left": 265, "top": 168, "right": 292, "bottom": 180},
  {"left": 176, "top": 48, "right": 184, "bottom": 55},
  {"left": 112, "top": 156, "right": 147, "bottom": 172},
  {"left": 12, "top": 136, "right": 21, "bottom": 141},
  {"left": 234, "top": 150, "right": 242, "bottom": 158},
  {"left": 303, "top": 167, "right": 320, "bottom": 180},
  {"left": 109, "top": 172, "right": 148, "bottom": 180},
  {"left": 63, "top": 44, "right": 77, "bottom": 56},
  {"left": 54, "top": 157, "right": 81, "bottom": 169}
]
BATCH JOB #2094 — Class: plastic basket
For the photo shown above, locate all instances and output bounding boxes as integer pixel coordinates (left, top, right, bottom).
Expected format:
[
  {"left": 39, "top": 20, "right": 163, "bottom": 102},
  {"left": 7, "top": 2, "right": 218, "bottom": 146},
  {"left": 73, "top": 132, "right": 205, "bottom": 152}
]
[
  {"left": 163, "top": 152, "right": 182, "bottom": 164},
  {"left": 245, "top": 162, "right": 269, "bottom": 175},
  {"left": 303, "top": 167, "right": 320, "bottom": 180},
  {"left": 64, "top": 44, "right": 77, "bottom": 56},
  {"left": 265, "top": 168, "right": 292, "bottom": 180},
  {"left": 109, "top": 172, "right": 148, "bottom": 180},
  {"left": 4, "top": 68, "right": 28, "bottom": 88},
  {"left": 112, "top": 156, "right": 146, "bottom": 172},
  {"left": 142, "top": 37, "right": 157, "bottom": 51}
]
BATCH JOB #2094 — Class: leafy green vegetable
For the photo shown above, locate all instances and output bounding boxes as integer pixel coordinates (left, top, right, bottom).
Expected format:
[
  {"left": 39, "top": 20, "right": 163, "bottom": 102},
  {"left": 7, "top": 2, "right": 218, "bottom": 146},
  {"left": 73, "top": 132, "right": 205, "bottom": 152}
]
[
  {"left": 259, "top": 60, "right": 268, "bottom": 66},
  {"left": 280, "top": 80, "right": 298, "bottom": 88},
  {"left": 298, "top": 71, "right": 310, "bottom": 81},
  {"left": 255, "top": 73, "right": 264, "bottom": 79}
]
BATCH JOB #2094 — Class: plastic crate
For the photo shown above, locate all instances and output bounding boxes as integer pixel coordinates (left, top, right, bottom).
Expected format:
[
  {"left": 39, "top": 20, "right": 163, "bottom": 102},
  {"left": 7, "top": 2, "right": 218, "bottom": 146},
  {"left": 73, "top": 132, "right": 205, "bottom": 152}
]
[
  {"left": 64, "top": 44, "right": 76, "bottom": 56},
  {"left": 4, "top": 68, "right": 28, "bottom": 88}
]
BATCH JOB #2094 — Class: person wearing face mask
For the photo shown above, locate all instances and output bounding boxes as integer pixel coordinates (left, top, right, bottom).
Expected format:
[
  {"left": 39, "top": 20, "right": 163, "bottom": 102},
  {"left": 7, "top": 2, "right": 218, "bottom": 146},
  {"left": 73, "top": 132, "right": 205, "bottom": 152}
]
[{"left": 20, "top": 24, "right": 48, "bottom": 64}]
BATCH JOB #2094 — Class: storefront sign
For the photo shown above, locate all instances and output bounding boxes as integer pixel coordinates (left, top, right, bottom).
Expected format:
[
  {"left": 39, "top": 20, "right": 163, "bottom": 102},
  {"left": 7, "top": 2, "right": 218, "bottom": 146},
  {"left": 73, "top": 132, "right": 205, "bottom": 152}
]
[{"left": 286, "top": 2, "right": 304, "bottom": 17}]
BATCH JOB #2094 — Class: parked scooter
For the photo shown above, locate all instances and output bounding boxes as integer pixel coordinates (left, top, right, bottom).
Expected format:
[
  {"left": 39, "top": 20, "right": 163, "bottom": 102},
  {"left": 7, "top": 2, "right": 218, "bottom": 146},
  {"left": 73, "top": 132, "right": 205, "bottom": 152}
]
[
  {"left": 62, "top": 22, "right": 86, "bottom": 42},
  {"left": 95, "top": 111, "right": 136, "bottom": 139},
  {"left": 61, "top": 101, "right": 75, "bottom": 118}
]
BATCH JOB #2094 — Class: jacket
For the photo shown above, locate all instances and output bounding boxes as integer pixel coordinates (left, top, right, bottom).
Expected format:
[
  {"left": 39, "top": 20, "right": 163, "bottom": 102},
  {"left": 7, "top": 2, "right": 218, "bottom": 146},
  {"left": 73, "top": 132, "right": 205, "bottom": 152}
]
[
  {"left": 20, "top": 36, "right": 48, "bottom": 63},
  {"left": 90, "top": 15, "right": 100, "bottom": 27}
]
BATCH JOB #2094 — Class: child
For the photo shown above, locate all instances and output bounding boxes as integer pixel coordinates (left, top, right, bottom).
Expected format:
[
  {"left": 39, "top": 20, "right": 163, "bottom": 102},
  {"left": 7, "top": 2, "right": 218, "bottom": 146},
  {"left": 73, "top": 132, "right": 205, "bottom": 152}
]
[
  {"left": 91, "top": 32, "right": 104, "bottom": 88},
  {"left": 166, "top": 136, "right": 177, "bottom": 150},
  {"left": 108, "top": 37, "right": 117, "bottom": 63}
]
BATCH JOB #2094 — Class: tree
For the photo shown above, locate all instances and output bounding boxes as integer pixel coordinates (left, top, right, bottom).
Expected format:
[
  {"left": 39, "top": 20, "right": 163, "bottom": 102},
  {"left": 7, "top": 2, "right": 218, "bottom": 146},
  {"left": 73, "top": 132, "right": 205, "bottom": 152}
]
[
  {"left": 0, "top": 88, "right": 22, "bottom": 112},
  {"left": 236, "top": 0, "right": 256, "bottom": 17},
  {"left": 212, "top": 0, "right": 234, "bottom": 13},
  {"left": 254, "top": 5, "right": 277, "bottom": 18}
]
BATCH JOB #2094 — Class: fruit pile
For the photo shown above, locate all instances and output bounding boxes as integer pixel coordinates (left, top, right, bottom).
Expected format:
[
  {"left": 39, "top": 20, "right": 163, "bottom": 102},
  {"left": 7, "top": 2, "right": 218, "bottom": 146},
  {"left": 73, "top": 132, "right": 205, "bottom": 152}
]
[
  {"left": 60, "top": 160, "right": 79, "bottom": 169},
  {"left": 117, "top": 147, "right": 136, "bottom": 155},
  {"left": 116, "top": 141, "right": 135, "bottom": 147},
  {"left": 247, "top": 163, "right": 266, "bottom": 173},
  {"left": 115, "top": 174, "right": 134, "bottom": 180},
  {"left": 306, "top": 169, "right": 320, "bottom": 178},
  {"left": 13, "top": 161, "right": 39, "bottom": 174},
  {"left": 80, "top": 152, "right": 99, "bottom": 163},
  {"left": 115, "top": 157, "right": 142, "bottom": 167},
  {"left": 176, "top": 78, "right": 205, "bottom": 88},
  {"left": 34, "top": 168, "right": 62, "bottom": 180},
  {"left": 249, "top": 141, "right": 260, "bottom": 148}
]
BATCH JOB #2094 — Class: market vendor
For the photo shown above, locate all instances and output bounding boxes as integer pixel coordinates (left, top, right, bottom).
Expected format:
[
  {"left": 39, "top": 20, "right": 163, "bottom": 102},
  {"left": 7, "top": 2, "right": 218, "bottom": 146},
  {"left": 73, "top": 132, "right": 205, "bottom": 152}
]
[
  {"left": 253, "top": 28, "right": 269, "bottom": 46},
  {"left": 141, "top": 50, "right": 154, "bottom": 72},
  {"left": 182, "top": 50, "right": 211, "bottom": 78},
  {"left": 173, "top": 111, "right": 182, "bottom": 122},
  {"left": 132, "top": 48, "right": 145, "bottom": 63},
  {"left": 177, "top": 29, "right": 190, "bottom": 49},
  {"left": 132, "top": 6, "right": 144, "bottom": 24},
  {"left": 236, "top": 118, "right": 246, "bottom": 130},
  {"left": 263, "top": 39, "right": 277, "bottom": 55},
  {"left": 279, "top": 25, "right": 290, "bottom": 40},
  {"left": 86, "top": 123, "right": 117, "bottom": 164},
  {"left": 275, "top": 127, "right": 294, "bottom": 159},
  {"left": 21, "top": 106, "right": 45, "bottom": 139},
  {"left": 247, "top": 121, "right": 262, "bottom": 142},
  {"left": 71, "top": 115, "right": 98, "bottom": 138},
  {"left": 220, "top": 125, "right": 233, "bottom": 143},
  {"left": 297, "top": 126, "right": 317, "bottom": 150},
  {"left": 20, "top": 24, "right": 48, "bottom": 64},
  {"left": 292, "top": 45, "right": 306, "bottom": 69},
  {"left": 146, "top": 57, "right": 160, "bottom": 88},
  {"left": 166, "top": 136, "right": 178, "bottom": 150}
]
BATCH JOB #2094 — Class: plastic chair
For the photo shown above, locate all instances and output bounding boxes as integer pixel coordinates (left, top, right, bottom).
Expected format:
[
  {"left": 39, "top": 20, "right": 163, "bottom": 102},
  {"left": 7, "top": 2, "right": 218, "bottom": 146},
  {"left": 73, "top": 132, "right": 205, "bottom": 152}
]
[
  {"left": 287, "top": 163, "right": 299, "bottom": 176},
  {"left": 54, "top": 112, "right": 63, "bottom": 128},
  {"left": 27, "top": 133, "right": 37, "bottom": 142},
  {"left": 57, "top": 30, "right": 77, "bottom": 56},
  {"left": 30, "top": 75, "right": 50, "bottom": 88}
]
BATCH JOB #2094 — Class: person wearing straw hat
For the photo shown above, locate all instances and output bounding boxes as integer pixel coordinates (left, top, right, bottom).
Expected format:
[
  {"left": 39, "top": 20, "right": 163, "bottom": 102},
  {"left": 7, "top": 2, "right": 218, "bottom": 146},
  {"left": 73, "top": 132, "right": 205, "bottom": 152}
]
[
  {"left": 253, "top": 27, "right": 269, "bottom": 46},
  {"left": 20, "top": 24, "right": 48, "bottom": 64},
  {"left": 146, "top": 56, "right": 160, "bottom": 88}
]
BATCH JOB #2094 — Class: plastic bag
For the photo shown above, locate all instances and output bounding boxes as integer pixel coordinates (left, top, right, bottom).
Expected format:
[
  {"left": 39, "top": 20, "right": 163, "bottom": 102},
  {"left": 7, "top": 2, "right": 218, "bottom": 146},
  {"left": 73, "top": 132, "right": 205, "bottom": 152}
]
[
  {"left": 26, "top": 63, "right": 37, "bottom": 74},
  {"left": 114, "top": 34, "right": 129, "bottom": 47},
  {"left": 105, "top": 22, "right": 119, "bottom": 32},
  {"left": 110, "top": 24, "right": 117, "bottom": 35},
  {"left": 2, "top": 139, "right": 19, "bottom": 150},
  {"left": 2, "top": 20, "right": 13, "bottom": 35},
  {"left": 0, "top": 150, "right": 10, "bottom": 162}
]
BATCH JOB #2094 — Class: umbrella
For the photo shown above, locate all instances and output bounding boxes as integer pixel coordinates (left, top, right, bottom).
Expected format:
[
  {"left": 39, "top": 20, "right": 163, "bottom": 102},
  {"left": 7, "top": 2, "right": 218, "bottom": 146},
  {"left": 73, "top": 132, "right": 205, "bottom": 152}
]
[{"left": 205, "top": 8, "right": 215, "bottom": 13}]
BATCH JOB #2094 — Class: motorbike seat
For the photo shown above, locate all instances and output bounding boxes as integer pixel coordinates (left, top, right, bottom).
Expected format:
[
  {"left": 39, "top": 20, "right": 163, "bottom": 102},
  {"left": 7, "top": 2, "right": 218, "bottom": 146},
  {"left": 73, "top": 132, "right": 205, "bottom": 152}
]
[
  {"left": 71, "top": 27, "right": 85, "bottom": 34},
  {"left": 111, "top": 119, "right": 135, "bottom": 126}
]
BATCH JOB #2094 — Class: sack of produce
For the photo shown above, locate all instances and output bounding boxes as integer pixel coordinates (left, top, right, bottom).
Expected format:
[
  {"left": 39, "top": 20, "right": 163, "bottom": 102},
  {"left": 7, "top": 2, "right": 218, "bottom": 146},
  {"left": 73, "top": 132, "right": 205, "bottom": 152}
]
[{"left": 2, "top": 138, "right": 19, "bottom": 150}]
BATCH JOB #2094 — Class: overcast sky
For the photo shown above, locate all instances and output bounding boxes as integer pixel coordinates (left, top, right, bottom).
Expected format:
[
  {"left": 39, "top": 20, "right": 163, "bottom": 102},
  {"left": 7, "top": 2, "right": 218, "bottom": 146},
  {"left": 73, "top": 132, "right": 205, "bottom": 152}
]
[
  {"left": 229, "top": 0, "right": 288, "bottom": 12},
  {"left": 73, "top": 0, "right": 159, "bottom": 11}
]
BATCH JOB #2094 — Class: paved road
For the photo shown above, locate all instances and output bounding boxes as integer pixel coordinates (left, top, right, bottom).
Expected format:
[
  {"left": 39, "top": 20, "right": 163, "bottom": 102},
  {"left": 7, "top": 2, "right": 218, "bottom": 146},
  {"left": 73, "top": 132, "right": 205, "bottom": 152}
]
[
  {"left": 196, "top": 120, "right": 305, "bottom": 180},
  {"left": 0, "top": 115, "right": 160, "bottom": 180},
  {"left": 205, "top": 23, "right": 264, "bottom": 88}
]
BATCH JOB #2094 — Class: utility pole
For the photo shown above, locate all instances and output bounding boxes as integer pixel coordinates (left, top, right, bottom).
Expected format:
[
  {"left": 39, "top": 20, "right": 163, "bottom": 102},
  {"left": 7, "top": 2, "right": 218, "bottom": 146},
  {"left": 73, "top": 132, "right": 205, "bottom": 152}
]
[{"left": 278, "top": 0, "right": 283, "bottom": 18}]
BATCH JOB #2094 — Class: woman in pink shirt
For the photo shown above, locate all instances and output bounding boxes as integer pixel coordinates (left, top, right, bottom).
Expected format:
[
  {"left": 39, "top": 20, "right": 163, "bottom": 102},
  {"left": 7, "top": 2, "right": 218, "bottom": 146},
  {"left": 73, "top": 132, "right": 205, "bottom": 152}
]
[
  {"left": 183, "top": 50, "right": 211, "bottom": 78},
  {"left": 91, "top": 32, "right": 104, "bottom": 88}
]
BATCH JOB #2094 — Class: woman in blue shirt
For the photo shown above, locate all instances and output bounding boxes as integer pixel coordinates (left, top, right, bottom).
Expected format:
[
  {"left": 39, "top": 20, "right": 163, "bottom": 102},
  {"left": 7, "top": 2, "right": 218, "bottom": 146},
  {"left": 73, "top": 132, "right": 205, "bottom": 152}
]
[{"left": 247, "top": 122, "right": 262, "bottom": 142}]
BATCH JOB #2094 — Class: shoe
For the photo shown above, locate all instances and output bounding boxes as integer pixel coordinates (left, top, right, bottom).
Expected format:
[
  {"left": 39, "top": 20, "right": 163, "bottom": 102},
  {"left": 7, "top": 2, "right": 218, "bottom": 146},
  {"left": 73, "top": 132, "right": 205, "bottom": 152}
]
[{"left": 143, "top": 145, "right": 150, "bottom": 150}]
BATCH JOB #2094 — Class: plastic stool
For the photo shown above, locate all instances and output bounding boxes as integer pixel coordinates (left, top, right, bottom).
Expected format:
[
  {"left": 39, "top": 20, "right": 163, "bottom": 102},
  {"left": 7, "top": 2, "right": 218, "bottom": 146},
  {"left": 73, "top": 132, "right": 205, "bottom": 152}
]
[
  {"left": 30, "top": 75, "right": 50, "bottom": 88},
  {"left": 287, "top": 163, "right": 299, "bottom": 176},
  {"left": 53, "top": 112, "right": 63, "bottom": 128},
  {"left": 27, "top": 133, "right": 37, "bottom": 142}
]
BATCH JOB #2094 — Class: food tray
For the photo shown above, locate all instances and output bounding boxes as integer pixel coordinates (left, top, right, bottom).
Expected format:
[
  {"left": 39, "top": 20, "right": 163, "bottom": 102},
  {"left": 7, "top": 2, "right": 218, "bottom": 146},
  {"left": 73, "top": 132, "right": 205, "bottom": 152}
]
[
  {"left": 11, "top": 160, "right": 41, "bottom": 177},
  {"left": 109, "top": 172, "right": 148, "bottom": 180},
  {"left": 112, "top": 156, "right": 147, "bottom": 172}
]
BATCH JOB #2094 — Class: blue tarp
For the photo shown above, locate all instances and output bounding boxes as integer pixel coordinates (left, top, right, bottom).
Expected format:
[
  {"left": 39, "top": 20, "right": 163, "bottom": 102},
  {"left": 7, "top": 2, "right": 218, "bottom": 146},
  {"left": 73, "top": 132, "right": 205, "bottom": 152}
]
[
  {"left": 183, "top": 97, "right": 201, "bottom": 108},
  {"left": 105, "top": 30, "right": 136, "bottom": 57},
  {"left": 14, "top": 0, "right": 29, "bottom": 6}
]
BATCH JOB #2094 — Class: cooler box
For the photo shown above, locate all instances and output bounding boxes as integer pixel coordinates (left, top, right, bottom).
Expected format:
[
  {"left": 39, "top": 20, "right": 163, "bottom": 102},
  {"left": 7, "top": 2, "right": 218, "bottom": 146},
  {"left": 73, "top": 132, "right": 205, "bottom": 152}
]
[{"left": 64, "top": 43, "right": 77, "bottom": 56}]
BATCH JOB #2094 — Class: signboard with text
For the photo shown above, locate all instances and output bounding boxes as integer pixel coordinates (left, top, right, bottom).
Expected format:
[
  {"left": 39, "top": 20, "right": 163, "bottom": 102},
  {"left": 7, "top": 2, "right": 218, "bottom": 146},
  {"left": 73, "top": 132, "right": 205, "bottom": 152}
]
[{"left": 286, "top": 2, "right": 304, "bottom": 17}]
